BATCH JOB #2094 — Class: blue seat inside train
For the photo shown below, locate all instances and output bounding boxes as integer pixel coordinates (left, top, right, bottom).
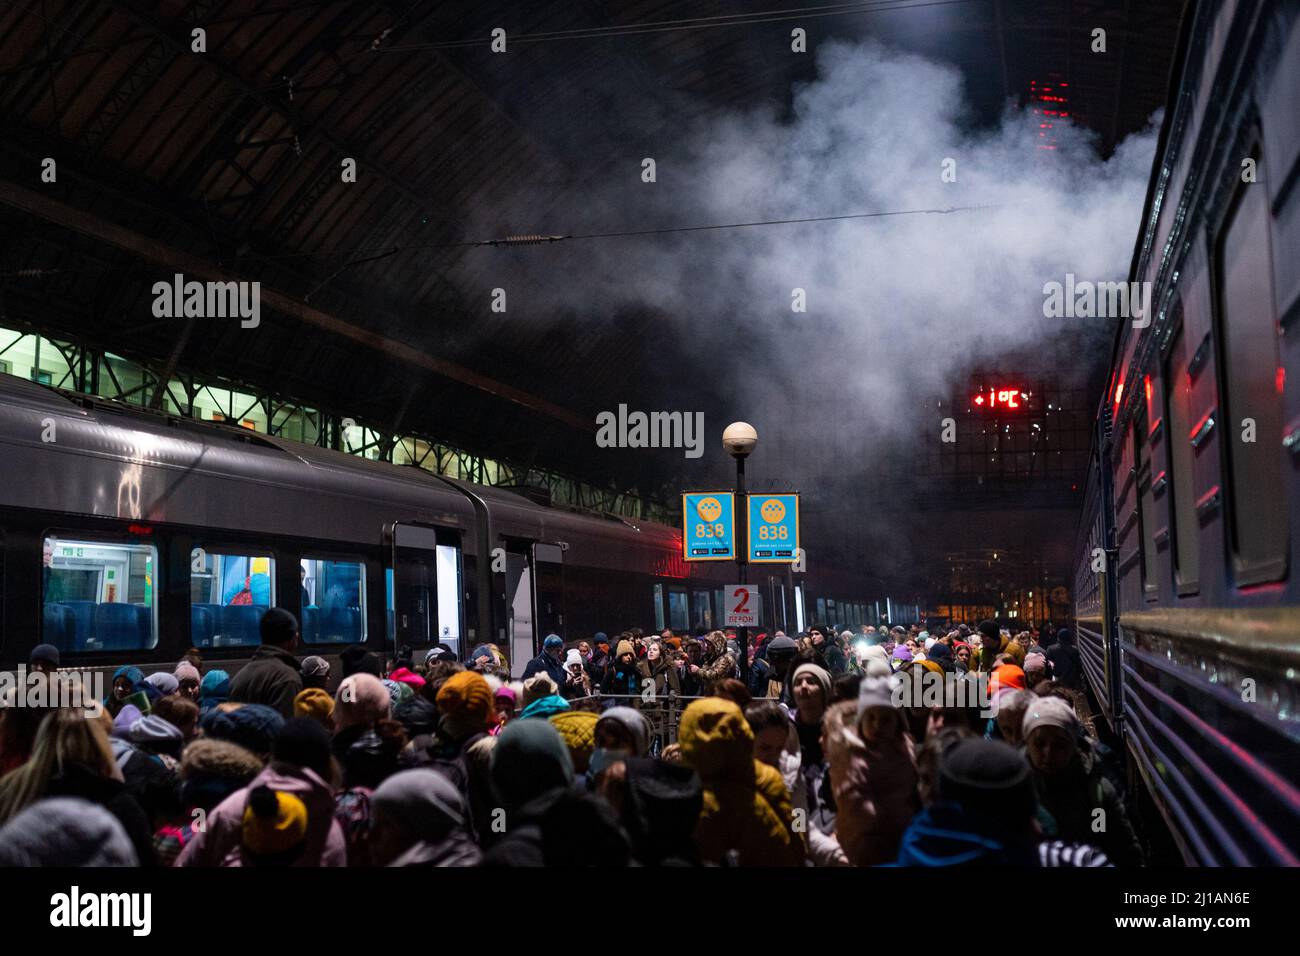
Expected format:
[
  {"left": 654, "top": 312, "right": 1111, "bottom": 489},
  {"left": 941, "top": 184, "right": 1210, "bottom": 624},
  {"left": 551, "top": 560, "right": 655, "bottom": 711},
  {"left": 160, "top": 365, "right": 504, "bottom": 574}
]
[
  {"left": 216, "top": 604, "right": 266, "bottom": 646},
  {"left": 43, "top": 604, "right": 77, "bottom": 652},
  {"left": 94, "top": 602, "right": 148, "bottom": 651}
]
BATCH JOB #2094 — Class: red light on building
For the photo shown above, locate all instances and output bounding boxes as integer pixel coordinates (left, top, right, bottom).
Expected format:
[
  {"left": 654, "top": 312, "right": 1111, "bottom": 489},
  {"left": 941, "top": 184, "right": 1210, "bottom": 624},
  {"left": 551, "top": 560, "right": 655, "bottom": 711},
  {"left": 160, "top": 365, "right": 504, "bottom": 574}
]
[{"left": 971, "top": 387, "right": 1026, "bottom": 410}]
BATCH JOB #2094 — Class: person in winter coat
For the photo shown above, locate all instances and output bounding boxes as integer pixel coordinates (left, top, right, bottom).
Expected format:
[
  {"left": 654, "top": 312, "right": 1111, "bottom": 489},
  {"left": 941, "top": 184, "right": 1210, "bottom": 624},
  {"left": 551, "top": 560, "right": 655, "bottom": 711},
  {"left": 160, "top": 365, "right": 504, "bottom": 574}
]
[
  {"left": 153, "top": 737, "right": 263, "bottom": 865},
  {"left": 1023, "top": 697, "right": 1143, "bottom": 866},
  {"left": 368, "top": 768, "right": 482, "bottom": 866},
  {"left": 521, "top": 634, "right": 568, "bottom": 687},
  {"left": 791, "top": 662, "right": 837, "bottom": 837},
  {"left": 176, "top": 718, "right": 345, "bottom": 867},
  {"left": 637, "top": 641, "right": 681, "bottom": 699},
  {"left": 746, "top": 700, "right": 848, "bottom": 867},
  {"left": 481, "top": 719, "right": 630, "bottom": 866},
  {"left": 0, "top": 703, "right": 158, "bottom": 865},
  {"left": 108, "top": 708, "right": 184, "bottom": 828},
  {"left": 974, "top": 620, "right": 1006, "bottom": 673},
  {"left": 517, "top": 673, "right": 571, "bottom": 720},
  {"left": 561, "top": 648, "right": 594, "bottom": 700},
  {"left": 828, "top": 678, "right": 919, "bottom": 866},
  {"left": 698, "top": 631, "right": 737, "bottom": 695},
  {"left": 1045, "top": 629, "right": 1083, "bottom": 690},
  {"left": 104, "top": 665, "right": 146, "bottom": 718},
  {"left": 0, "top": 796, "right": 140, "bottom": 866},
  {"left": 602, "top": 639, "right": 642, "bottom": 699},
  {"left": 200, "top": 702, "right": 284, "bottom": 760},
  {"left": 749, "top": 635, "right": 798, "bottom": 704},
  {"left": 229, "top": 609, "right": 304, "bottom": 718},
  {"left": 601, "top": 756, "right": 704, "bottom": 866},
  {"left": 198, "top": 670, "right": 231, "bottom": 717},
  {"left": 409, "top": 671, "right": 497, "bottom": 843},
  {"left": 677, "top": 697, "right": 805, "bottom": 866}
]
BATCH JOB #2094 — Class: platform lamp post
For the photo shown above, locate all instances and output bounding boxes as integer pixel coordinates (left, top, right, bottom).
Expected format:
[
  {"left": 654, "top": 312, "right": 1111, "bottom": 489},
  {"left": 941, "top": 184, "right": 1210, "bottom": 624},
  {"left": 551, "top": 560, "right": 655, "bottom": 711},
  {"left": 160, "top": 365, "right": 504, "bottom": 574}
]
[{"left": 723, "top": 421, "right": 758, "bottom": 688}]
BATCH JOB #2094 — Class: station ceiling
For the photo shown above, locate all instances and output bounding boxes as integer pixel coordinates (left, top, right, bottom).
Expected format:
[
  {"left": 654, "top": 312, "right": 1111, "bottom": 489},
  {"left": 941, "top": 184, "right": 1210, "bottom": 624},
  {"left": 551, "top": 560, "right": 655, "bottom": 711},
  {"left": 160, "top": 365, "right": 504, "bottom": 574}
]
[{"left": 0, "top": 0, "right": 1186, "bottom": 584}]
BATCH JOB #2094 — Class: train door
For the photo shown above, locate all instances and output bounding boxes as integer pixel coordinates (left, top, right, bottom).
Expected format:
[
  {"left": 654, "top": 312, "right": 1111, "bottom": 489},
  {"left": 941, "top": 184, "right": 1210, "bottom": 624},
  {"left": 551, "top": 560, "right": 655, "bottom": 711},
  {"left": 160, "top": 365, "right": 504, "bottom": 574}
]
[
  {"left": 505, "top": 551, "right": 533, "bottom": 677},
  {"left": 384, "top": 522, "right": 447, "bottom": 658},
  {"left": 533, "top": 543, "right": 565, "bottom": 642}
]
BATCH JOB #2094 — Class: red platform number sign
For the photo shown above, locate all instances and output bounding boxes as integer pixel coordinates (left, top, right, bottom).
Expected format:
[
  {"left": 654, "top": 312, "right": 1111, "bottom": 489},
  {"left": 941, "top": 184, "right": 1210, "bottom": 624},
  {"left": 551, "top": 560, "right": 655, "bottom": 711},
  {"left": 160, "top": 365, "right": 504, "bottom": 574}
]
[{"left": 725, "top": 584, "right": 758, "bottom": 627}]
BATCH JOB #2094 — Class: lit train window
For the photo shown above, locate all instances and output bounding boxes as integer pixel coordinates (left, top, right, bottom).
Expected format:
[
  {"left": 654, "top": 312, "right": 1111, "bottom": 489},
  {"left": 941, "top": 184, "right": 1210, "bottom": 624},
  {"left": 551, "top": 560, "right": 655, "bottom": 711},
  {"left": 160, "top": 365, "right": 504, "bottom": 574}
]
[
  {"left": 301, "top": 557, "right": 367, "bottom": 644},
  {"left": 668, "top": 590, "right": 689, "bottom": 632},
  {"left": 692, "top": 590, "right": 712, "bottom": 630},
  {"left": 190, "top": 549, "right": 277, "bottom": 648},
  {"left": 1214, "top": 156, "right": 1288, "bottom": 584},
  {"left": 42, "top": 534, "right": 157, "bottom": 653},
  {"left": 1164, "top": 326, "right": 1200, "bottom": 591}
]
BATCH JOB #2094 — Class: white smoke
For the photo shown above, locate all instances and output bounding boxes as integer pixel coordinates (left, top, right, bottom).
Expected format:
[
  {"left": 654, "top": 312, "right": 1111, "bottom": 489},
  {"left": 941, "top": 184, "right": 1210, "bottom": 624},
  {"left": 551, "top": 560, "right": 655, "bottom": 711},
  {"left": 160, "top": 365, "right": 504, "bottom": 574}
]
[
  {"left": 467, "top": 40, "right": 1159, "bottom": 449},
  {"left": 446, "top": 38, "right": 1162, "bottom": 577}
]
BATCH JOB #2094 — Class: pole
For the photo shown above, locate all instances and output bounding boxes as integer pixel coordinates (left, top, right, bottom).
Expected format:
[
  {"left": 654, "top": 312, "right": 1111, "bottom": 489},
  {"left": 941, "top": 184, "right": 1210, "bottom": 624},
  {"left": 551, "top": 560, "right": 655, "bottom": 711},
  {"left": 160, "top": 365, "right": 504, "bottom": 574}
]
[{"left": 736, "top": 455, "right": 749, "bottom": 688}]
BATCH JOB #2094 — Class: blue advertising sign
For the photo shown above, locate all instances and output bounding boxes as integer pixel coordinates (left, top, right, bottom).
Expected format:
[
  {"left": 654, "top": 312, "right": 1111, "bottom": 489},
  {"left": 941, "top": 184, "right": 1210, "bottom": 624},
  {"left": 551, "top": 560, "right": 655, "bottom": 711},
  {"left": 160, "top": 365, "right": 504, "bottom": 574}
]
[
  {"left": 748, "top": 493, "right": 800, "bottom": 563},
  {"left": 682, "top": 492, "right": 735, "bottom": 560}
]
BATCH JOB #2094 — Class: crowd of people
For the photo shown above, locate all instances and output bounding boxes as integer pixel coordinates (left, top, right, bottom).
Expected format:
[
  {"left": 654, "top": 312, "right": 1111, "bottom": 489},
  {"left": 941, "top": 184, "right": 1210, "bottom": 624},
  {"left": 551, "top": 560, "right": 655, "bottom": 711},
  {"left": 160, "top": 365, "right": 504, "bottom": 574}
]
[{"left": 0, "top": 610, "right": 1145, "bottom": 867}]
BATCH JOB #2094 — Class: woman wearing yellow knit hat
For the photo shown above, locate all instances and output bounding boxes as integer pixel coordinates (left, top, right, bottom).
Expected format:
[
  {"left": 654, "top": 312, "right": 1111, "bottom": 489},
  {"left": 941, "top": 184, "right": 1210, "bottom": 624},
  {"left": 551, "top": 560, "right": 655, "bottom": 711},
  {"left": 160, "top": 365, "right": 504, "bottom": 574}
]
[{"left": 677, "top": 697, "right": 805, "bottom": 866}]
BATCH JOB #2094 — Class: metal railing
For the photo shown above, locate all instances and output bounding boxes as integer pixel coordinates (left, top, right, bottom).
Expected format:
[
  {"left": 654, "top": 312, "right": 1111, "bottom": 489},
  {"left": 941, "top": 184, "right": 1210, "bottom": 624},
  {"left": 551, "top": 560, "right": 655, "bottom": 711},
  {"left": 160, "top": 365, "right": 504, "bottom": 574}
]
[{"left": 562, "top": 692, "right": 777, "bottom": 754}]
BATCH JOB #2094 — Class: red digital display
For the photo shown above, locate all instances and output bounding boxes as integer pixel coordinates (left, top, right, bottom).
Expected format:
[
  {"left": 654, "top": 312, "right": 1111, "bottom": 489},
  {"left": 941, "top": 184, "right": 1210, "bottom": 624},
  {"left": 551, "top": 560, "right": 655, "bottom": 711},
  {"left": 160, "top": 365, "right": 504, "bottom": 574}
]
[{"left": 971, "top": 387, "right": 1026, "bottom": 410}]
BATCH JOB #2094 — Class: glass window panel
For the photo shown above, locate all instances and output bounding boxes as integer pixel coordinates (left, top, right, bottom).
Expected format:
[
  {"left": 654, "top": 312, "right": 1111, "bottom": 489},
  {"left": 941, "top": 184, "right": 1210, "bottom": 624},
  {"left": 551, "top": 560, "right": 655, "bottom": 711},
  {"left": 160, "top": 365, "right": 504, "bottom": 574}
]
[
  {"left": 301, "top": 557, "right": 367, "bottom": 644},
  {"left": 44, "top": 535, "right": 157, "bottom": 652},
  {"left": 190, "top": 548, "right": 276, "bottom": 648}
]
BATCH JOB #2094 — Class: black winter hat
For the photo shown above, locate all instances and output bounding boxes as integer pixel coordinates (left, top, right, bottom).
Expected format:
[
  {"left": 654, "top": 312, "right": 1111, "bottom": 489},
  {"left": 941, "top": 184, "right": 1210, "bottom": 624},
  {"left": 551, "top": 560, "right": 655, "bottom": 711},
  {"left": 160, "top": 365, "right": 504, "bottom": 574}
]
[
  {"left": 977, "top": 619, "right": 1000, "bottom": 641},
  {"left": 939, "top": 737, "right": 1036, "bottom": 831},
  {"left": 340, "top": 645, "right": 383, "bottom": 678},
  {"left": 273, "top": 717, "right": 333, "bottom": 780}
]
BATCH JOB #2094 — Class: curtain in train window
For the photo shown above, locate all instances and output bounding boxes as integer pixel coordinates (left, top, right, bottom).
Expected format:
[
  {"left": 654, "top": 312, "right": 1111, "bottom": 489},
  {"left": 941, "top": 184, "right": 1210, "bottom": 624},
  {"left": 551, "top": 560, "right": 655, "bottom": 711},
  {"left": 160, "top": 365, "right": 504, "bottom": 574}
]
[
  {"left": 1215, "top": 160, "right": 1287, "bottom": 583},
  {"left": 1134, "top": 405, "right": 1159, "bottom": 598},
  {"left": 1164, "top": 327, "right": 1200, "bottom": 591},
  {"left": 43, "top": 534, "right": 158, "bottom": 652},
  {"left": 301, "top": 557, "right": 367, "bottom": 644},
  {"left": 668, "top": 590, "right": 689, "bottom": 631},
  {"left": 692, "top": 590, "right": 712, "bottom": 631},
  {"left": 190, "top": 549, "right": 276, "bottom": 647}
]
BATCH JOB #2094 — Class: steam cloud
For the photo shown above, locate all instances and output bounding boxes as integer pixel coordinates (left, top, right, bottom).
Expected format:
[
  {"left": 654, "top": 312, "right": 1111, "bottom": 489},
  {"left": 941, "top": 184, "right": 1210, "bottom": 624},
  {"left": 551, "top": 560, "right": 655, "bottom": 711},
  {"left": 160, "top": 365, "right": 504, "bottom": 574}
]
[{"left": 454, "top": 38, "right": 1161, "bottom": 574}]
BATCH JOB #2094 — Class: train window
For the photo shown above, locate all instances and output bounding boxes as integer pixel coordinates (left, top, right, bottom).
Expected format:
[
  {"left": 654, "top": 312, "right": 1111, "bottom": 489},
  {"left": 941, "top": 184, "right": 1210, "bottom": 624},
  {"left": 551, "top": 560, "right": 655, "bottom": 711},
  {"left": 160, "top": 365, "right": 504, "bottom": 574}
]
[
  {"left": 1164, "top": 326, "right": 1200, "bottom": 591},
  {"left": 1134, "top": 406, "right": 1159, "bottom": 598},
  {"left": 190, "top": 549, "right": 277, "bottom": 648},
  {"left": 301, "top": 557, "right": 367, "bottom": 644},
  {"left": 436, "top": 545, "right": 461, "bottom": 649},
  {"left": 816, "top": 598, "right": 826, "bottom": 623},
  {"left": 1214, "top": 160, "right": 1288, "bottom": 584},
  {"left": 42, "top": 534, "right": 157, "bottom": 653},
  {"left": 668, "top": 590, "right": 689, "bottom": 632},
  {"left": 692, "top": 589, "right": 712, "bottom": 631},
  {"left": 653, "top": 584, "right": 665, "bottom": 632}
]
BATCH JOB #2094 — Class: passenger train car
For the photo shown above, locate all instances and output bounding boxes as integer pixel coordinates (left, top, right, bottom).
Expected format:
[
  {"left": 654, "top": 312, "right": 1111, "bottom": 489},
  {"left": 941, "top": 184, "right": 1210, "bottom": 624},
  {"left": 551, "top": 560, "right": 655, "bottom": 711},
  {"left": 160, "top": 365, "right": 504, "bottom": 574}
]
[
  {"left": 1073, "top": 0, "right": 1300, "bottom": 864},
  {"left": 0, "top": 372, "right": 898, "bottom": 677}
]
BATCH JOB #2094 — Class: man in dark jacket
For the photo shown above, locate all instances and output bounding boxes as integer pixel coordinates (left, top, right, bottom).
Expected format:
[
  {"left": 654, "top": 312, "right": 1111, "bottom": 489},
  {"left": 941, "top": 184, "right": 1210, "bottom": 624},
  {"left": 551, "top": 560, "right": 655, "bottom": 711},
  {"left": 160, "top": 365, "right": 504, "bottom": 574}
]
[
  {"left": 1045, "top": 628, "right": 1082, "bottom": 689},
  {"left": 521, "top": 633, "right": 567, "bottom": 687},
  {"left": 229, "top": 608, "right": 303, "bottom": 718}
]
